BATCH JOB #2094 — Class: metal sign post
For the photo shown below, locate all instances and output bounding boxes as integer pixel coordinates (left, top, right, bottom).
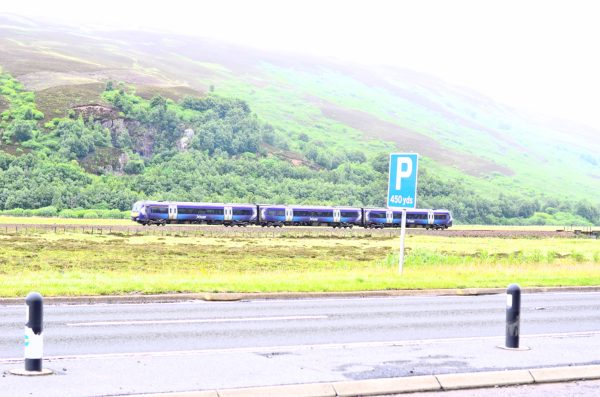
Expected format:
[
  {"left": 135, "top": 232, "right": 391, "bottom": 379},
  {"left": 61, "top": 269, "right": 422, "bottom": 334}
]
[
  {"left": 399, "top": 208, "right": 407, "bottom": 271},
  {"left": 387, "top": 153, "right": 418, "bottom": 274}
]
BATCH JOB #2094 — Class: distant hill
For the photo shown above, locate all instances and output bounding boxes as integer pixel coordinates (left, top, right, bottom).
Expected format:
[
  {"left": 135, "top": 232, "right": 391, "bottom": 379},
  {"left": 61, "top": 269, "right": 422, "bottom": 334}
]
[{"left": 0, "top": 14, "right": 598, "bottom": 225}]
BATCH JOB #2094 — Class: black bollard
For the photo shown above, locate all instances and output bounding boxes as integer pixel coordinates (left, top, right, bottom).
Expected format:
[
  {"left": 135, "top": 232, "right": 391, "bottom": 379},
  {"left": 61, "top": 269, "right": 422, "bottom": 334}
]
[
  {"left": 505, "top": 284, "right": 521, "bottom": 348},
  {"left": 9, "top": 292, "right": 52, "bottom": 376},
  {"left": 25, "top": 292, "right": 44, "bottom": 371}
]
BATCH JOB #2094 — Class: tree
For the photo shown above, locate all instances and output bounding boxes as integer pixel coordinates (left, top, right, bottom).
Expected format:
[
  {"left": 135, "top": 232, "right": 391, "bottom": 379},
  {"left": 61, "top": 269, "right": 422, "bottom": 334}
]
[
  {"left": 575, "top": 200, "right": 600, "bottom": 223},
  {"left": 124, "top": 158, "right": 145, "bottom": 175},
  {"left": 53, "top": 119, "right": 96, "bottom": 159}
]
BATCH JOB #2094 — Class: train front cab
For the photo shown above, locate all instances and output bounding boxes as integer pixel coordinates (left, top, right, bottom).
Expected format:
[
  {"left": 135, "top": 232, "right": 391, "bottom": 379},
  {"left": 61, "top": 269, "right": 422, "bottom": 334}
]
[
  {"left": 131, "top": 201, "right": 147, "bottom": 224},
  {"left": 130, "top": 201, "right": 169, "bottom": 226}
]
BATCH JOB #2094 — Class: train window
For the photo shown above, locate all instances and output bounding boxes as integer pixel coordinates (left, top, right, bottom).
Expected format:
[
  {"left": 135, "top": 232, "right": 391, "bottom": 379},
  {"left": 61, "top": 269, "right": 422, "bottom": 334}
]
[
  {"left": 149, "top": 206, "right": 168, "bottom": 214},
  {"left": 370, "top": 212, "right": 386, "bottom": 219},
  {"left": 393, "top": 212, "right": 402, "bottom": 219},
  {"left": 340, "top": 211, "right": 358, "bottom": 217},
  {"left": 266, "top": 209, "right": 285, "bottom": 217},
  {"left": 233, "top": 209, "right": 253, "bottom": 215},
  {"left": 180, "top": 208, "right": 223, "bottom": 215},
  {"left": 295, "top": 211, "right": 309, "bottom": 217},
  {"left": 434, "top": 214, "right": 447, "bottom": 220}
]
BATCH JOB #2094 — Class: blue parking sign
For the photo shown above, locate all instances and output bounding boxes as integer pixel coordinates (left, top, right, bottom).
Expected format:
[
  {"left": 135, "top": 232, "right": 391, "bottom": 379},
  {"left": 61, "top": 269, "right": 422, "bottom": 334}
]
[{"left": 387, "top": 153, "right": 418, "bottom": 208}]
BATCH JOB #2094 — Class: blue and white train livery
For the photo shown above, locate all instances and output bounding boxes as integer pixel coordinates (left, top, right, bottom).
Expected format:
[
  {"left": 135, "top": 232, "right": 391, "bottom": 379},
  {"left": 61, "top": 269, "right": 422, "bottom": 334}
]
[
  {"left": 131, "top": 201, "right": 257, "bottom": 226},
  {"left": 259, "top": 205, "right": 362, "bottom": 228},
  {"left": 131, "top": 201, "right": 452, "bottom": 229},
  {"left": 363, "top": 208, "right": 452, "bottom": 229}
]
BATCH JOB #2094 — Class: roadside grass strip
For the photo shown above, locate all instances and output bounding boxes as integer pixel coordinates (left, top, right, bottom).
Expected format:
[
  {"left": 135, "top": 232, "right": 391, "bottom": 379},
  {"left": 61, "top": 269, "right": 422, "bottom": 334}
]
[{"left": 0, "top": 231, "right": 598, "bottom": 297}]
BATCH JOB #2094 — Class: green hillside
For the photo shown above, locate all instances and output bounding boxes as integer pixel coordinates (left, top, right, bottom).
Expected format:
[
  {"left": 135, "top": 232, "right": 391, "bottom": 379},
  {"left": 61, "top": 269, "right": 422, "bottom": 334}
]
[{"left": 0, "top": 14, "right": 598, "bottom": 225}]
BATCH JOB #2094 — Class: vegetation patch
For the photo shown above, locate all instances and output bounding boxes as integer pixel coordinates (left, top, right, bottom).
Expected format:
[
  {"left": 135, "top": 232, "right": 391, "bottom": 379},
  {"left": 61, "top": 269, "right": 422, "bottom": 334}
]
[
  {"left": 0, "top": 70, "right": 598, "bottom": 226},
  {"left": 35, "top": 83, "right": 106, "bottom": 122},
  {"left": 0, "top": 231, "right": 598, "bottom": 297}
]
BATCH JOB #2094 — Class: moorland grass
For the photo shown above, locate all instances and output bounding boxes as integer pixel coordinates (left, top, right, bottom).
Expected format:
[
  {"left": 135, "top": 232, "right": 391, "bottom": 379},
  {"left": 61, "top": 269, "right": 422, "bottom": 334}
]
[{"left": 0, "top": 231, "right": 598, "bottom": 297}]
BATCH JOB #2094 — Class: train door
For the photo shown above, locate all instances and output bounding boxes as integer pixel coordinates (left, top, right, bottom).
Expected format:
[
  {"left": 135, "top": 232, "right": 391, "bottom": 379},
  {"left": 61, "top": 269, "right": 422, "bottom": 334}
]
[
  {"left": 285, "top": 207, "right": 293, "bottom": 222},
  {"left": 386, "top": 210, "right": 394, "bottom": 224},
  {"left": 333, "top": 209, "right": 341, "bottom": 223},
  {"left": 427, "top": 210, "right": 434, "bottom": 225},
  {"left": 224, "top": 207, "right": 233, "bottom": 221},
  {"left": 168, "top": 204, "right": 177, "bottom": 220}
]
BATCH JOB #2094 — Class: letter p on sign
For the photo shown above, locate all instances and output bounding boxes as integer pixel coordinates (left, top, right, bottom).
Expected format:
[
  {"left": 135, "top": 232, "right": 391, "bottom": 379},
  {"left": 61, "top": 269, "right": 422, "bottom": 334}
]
[
  {"left": 395, "top": 158, "right": 413, "bottom": 190},
  {"left": 387, "top": 153, "right": 418, "bottom": 209}
]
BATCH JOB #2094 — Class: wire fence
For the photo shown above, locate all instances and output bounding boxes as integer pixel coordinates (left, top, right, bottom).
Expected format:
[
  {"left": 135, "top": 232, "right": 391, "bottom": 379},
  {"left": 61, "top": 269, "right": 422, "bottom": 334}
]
[{"left": 0, "top": 223, "right": 585, "bottom": 239}]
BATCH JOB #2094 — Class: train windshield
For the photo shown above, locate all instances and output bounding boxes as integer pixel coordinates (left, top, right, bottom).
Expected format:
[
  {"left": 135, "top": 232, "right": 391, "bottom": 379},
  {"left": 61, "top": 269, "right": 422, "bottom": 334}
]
[{"left": 132, "top": 201, "right": 144, "bottom": 211}]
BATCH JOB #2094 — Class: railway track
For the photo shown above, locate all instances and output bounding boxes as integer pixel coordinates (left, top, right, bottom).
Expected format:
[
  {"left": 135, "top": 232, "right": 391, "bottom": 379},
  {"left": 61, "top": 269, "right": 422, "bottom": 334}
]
[{"left": 0, "top": 223, "right": 584, "bottom": 238}]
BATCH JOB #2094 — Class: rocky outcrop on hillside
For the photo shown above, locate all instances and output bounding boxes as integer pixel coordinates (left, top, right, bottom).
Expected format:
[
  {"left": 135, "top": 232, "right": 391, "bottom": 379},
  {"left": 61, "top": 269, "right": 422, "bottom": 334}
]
[
  {"left": 71, "top": 103, "right": 158, "bottom": 159},
  {"left": 104, "top": 118, "right": 156, "bottom": 158},
  {"left": 177, "top": 128, "right": 195, "bottom": 151},
  {"left": 72, "top": 104, "right": 117, "bottom": 120}
]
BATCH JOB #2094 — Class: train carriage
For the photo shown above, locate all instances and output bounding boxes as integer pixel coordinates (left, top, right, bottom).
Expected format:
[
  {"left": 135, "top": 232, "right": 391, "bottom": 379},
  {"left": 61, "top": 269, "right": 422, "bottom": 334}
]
[
  {"left": 131, "top": 201, "right": 257, "bottom": 226},
  {"left": 363, "top": 208, "right": 452, "bottom": 229},
  {"left": 258, "top": 205, "right": 362, "bottom": 228}
]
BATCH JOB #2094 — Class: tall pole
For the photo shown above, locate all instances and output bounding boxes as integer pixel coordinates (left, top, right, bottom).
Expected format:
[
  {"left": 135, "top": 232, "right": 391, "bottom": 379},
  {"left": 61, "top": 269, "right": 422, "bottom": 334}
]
[{"left": 399, "top": 209, "right": 407, "bottom": 273}]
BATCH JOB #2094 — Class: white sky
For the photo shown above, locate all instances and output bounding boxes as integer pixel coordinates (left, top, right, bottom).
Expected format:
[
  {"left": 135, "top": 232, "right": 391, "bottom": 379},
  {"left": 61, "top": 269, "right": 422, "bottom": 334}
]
[{"left": 2, "top": 0, "right": 600, "bottom": 129}]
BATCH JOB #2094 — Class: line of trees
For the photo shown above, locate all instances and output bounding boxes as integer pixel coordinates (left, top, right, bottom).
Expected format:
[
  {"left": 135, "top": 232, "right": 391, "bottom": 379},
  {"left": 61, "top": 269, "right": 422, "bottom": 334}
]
[{"left": 0, "top": 74, "right": 598, "bottom": 225}]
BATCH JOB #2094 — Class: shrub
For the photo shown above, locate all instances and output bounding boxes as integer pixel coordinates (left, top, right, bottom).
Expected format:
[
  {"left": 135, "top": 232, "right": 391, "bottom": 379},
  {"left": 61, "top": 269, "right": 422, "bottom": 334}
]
[{"left": 32, "top": 206, "right": 58, "bottom": 217}]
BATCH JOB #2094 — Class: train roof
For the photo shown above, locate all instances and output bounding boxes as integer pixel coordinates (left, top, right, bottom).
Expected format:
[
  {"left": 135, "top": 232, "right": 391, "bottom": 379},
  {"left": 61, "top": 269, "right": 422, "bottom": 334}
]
[
  {"left": 258, "top": 204, "right": 361, "bottom": 210},
  {"left": 364, "top": 207, "right": 451, "bottom": 212},
  {"left": 137, "top": 201, "right": 255, "bottom": 207}
]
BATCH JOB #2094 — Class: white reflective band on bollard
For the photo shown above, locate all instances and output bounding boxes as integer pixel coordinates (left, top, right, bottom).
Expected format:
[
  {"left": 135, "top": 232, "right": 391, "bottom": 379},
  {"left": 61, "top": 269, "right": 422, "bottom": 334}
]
[{"left": 24, "top": 328, "right": 44, "bottom": 359}]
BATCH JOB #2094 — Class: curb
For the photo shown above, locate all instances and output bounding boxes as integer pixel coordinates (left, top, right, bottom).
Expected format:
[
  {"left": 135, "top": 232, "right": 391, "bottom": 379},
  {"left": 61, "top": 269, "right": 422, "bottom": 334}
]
[
  {"left": 124, "top": 364, "right": 600, "bottom": 397},
  {"left": 1, "top": 286, "right": 600, "bottom": 305}
]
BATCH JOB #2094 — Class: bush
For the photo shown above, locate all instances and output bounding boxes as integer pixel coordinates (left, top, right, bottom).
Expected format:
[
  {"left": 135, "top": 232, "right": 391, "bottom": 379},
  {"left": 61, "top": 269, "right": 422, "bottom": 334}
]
[
  {"left": 32, "top": 206, "right": 58, "bottom": 217},
  {"left": 82, "top": 211, "right": 100, "bottom": 219},
  {"left": 124, "top": 159, "right": 145, "bottom": 175},
  {"left": 59, "top": 209, "right": 86, "bottom": 218},
  {"left": 2, "top": 208, "right": 25, "bottom": 217}
]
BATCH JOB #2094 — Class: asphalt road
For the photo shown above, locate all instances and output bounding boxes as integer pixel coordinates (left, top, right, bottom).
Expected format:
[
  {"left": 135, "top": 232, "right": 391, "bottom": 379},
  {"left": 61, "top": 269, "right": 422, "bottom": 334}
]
[{"left": 1, "top": 292, "right": 600, "bottom": 396}]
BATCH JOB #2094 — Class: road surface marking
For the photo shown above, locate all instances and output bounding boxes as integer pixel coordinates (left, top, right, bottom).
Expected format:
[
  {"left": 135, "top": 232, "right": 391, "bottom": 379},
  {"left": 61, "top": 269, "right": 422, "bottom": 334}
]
[
  {"left": 1, "top": 330, "right": 600, "bottom": 364},
  {"left": 66, "top": 315, "right": 328, "bottom": 327}
]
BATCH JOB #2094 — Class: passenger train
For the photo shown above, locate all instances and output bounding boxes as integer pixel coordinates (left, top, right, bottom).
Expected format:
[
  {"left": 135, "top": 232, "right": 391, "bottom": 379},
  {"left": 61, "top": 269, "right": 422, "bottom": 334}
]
[{"left": 131, "top": 201, "right": 453, "bottom": 229}]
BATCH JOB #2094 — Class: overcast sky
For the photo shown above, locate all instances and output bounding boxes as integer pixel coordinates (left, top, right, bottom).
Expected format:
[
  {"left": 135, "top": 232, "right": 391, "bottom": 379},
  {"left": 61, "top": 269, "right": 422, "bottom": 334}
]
[{"left": 2, "top": 0, "right": 599, "bottom": 129}]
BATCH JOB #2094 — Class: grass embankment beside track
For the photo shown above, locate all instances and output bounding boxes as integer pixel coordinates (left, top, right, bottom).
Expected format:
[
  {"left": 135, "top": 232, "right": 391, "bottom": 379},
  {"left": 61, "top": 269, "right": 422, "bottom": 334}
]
[{"left": 0, "top": 227, "right": 598, "bottom": 297}]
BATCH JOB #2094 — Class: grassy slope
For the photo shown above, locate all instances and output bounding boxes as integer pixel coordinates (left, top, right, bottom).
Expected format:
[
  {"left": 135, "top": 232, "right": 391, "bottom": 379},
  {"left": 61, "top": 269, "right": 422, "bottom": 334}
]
[
  {"left": 1, "top": 15, "right": 599, "bottom": 206},
  {"left": 214, "top": 64, "right": 599, "bottom": 202}
]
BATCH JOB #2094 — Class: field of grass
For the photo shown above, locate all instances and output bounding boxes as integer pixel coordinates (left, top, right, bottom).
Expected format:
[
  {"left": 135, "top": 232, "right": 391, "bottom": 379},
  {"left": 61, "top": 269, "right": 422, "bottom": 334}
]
[{"left": 0, "top": 228, "right": 598, "bottom": 297}]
